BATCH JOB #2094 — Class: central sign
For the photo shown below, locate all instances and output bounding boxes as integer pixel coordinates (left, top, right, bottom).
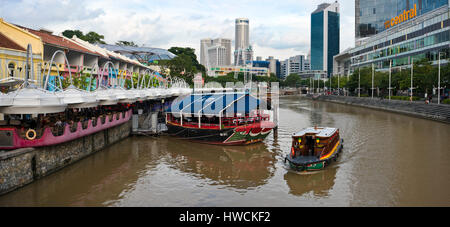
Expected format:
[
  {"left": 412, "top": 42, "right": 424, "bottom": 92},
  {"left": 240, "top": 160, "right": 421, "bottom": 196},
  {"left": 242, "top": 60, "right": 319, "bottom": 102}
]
[{"left": 384, "top": 4, "right": 417, "bottom": 29}]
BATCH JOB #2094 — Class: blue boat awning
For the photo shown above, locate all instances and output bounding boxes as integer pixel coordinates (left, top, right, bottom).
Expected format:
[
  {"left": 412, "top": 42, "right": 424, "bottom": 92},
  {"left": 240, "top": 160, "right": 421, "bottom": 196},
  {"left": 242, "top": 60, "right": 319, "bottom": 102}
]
[{"left": 166, "top": 92, "right": 263, "bottom": 117}]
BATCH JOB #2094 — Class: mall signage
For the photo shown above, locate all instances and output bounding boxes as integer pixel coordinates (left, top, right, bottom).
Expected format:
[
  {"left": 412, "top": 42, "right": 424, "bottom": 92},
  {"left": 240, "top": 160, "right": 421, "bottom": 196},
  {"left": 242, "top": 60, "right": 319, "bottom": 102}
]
[{"left": 385, "top": 4, "right": 417, "bottom": 29}]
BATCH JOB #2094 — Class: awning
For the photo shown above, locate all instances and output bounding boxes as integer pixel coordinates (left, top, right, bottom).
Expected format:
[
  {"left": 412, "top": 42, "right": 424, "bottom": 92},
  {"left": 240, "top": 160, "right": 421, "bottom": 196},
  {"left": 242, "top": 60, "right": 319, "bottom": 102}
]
[{"left": 167, "top": 92, "right": 263, "bottom": 117}]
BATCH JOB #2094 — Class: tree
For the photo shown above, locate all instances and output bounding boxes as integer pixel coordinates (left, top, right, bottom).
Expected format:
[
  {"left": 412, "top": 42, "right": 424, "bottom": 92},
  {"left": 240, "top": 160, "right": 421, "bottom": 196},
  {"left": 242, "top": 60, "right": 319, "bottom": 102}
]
[
  {"left": 116, "top": 41, "right": 138, "bottom": 47},
  {"left": 162, "top": 47, "right": 206, "bottom": 85},
  {"left": 283, "top": 74, "right": 301, "bottom": 88},
  {"left": 62, "top": 30, "right": 106, "bottom": 44},
  {"left": 83, "top": 32, "right": 106, "bottom": 44},
  {"left": 62, "top": 30, "right": 84, "bottom": 39}
]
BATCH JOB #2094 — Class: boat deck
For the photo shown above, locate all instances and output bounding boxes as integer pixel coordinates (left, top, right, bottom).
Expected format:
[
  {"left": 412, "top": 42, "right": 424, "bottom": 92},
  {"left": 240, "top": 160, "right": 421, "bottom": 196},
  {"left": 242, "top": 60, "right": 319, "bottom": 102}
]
[{"left": 286, "top": 155, "right": 320, "bottom": 165}]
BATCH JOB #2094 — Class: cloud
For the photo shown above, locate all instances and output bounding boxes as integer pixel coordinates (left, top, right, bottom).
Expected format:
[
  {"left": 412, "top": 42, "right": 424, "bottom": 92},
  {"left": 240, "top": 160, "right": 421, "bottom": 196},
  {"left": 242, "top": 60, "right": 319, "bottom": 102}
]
[
  {"left": 1, "top": 0, "right": 104, "bottom": 28},
  {"left": 0, "top": 0, "right": 356, "bottom": 61}
]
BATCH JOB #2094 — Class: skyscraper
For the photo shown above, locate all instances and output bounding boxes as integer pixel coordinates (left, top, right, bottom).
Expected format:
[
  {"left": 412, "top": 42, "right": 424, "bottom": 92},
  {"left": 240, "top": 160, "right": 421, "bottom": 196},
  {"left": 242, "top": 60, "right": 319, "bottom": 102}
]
[
  {"left": 200, "top": 38, "right": 232, "bottom": 67},
  {"left": 200, "top": 38, "right": 212, "bottom": 67},
  {"left": 355, "top": 0, "right": 449, "bottom": 45},
  {"left": 235, "top": 18, "right": 249, "bottom": 50},
  {"left": 310, "top": 1, "right": 340, "bottom": 76},
  {"left": 234, "top": 18, "right": 253, "bottom": 66}
]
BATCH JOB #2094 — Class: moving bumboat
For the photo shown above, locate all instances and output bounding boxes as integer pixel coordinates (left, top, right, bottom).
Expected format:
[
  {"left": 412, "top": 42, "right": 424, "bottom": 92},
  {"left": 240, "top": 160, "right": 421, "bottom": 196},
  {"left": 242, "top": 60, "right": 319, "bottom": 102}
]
[
  {"left": 165, "top": 92, "right": 276, "bottom": 145},
  {"left": 284, "top": 127, "right": 343, "bottom": 171}
]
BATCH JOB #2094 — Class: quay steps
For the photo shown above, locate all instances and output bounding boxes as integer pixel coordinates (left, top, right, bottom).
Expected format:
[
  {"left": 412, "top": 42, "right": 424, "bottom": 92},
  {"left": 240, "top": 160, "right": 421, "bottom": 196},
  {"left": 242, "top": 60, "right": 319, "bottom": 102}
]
[{"left": 314, "top": 95, "right": 450, "bottom": 123}]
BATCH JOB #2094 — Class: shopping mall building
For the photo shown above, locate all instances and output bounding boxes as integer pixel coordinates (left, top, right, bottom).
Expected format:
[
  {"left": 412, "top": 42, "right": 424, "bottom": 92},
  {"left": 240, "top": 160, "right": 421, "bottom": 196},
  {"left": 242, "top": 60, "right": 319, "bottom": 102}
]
[{"left": 334, "top": 0, "right": 449, "bottom": 76}]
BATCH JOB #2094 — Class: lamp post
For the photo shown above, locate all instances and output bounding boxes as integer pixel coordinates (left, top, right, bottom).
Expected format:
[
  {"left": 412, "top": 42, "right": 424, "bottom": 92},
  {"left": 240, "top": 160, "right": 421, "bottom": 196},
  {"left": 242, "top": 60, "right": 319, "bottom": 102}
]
[
  {"left": 330, "top": 75, "right": 332, "bottom": 95},
  {"left": 338, "top": 74, "right": 340, "bottom": 96},
  {"left": 438, "top": 52, "right": 443, "bottom": 104},
  {"left": 411, "top": 57, "right": 414, "bottom": 102},
  {"left": 358, "top": 67, "right": 361, "bottom": 98},
  {"left": 389, "top": 60, "right": 392, "bottom": 101},
  {"left": 371, "top": 63, "right": 374, "bottom": 99},
  {"left": 309, "top": 77, "right": 311, "bottom": 94}
]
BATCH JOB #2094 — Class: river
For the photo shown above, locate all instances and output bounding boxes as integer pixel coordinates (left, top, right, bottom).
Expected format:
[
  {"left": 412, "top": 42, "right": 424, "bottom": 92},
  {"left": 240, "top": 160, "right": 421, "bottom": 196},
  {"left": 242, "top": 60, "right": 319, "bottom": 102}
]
[{"left": 0, "top": 96, "right": 449, "bottom": 206}]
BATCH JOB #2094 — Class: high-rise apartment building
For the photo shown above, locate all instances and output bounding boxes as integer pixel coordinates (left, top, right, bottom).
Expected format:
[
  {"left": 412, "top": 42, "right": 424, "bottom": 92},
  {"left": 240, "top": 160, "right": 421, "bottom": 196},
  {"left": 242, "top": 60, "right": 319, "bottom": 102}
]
[
  {"left": 310, "top": 2, "right": 340, "bottom": 76},
  {"left": 280, "top": 55, "right": 309, "bottom": 78},
  {"left": 207, "top": 45, "right": 227, "bottom": 67},
  {"left": 355, "top": 0, "right": 449, "bottom": 45},
  {"left": 200, "top": 38, "right": 232, "bottom": 67}
]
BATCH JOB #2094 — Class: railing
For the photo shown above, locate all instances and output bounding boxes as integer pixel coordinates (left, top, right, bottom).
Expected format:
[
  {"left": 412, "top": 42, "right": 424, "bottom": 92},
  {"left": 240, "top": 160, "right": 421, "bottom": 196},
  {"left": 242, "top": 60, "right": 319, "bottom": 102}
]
[{"left": 168, "top": 114, "right": 270, "bottom": 129}]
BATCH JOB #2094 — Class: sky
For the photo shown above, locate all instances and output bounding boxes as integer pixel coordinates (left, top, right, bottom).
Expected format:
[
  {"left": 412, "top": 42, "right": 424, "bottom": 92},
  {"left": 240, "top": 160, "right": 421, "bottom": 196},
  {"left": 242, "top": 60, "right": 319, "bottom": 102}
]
[{"left": 0, "top": 0, "right": 356, "bottom": 61}]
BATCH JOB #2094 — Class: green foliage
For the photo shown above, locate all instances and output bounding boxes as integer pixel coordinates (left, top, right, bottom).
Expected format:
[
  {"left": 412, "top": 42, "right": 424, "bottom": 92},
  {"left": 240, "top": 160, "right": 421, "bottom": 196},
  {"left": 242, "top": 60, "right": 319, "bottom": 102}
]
[
  {"left": 73, "top": 73, "right": 90, "bottom": 90},
  {"left": 116, "top": 41, "right": 138, "bottom": 47},
  {"left": 60, "top": 72, "right": 90, "bottom": 90},
  {"left": 443, "top": 99, "right": 450, "bottom": 105},
  {"left": 84, "top": 32, "right": 106, "bottom": 44},
  {"left": 282, "top": 74, "right": 301, "bottom": 88},
  {"left": 345, "top": 60, "right": 450, "bottom": 98},
  {"left": 204, "top": 73, "right": 238, "bottom": 87},
  {"left": 204, "top": 72, "right": 281, "bottom": 87},
  {"left": 62, "top": 30, "right": 84, "bottom": 39},
  {"left": 156, "top": 47, "right": 206, "bottom": 85},
  {"left": 62, "top": 30, "right": 106, "bottom": 44}
]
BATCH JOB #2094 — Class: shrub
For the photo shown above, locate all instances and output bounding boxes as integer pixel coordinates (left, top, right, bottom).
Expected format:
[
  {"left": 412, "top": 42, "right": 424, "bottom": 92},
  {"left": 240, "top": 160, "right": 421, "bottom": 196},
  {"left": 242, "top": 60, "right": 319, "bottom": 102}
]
[{"left": 443, "top": 99, "right": 450, "bottom": 105}]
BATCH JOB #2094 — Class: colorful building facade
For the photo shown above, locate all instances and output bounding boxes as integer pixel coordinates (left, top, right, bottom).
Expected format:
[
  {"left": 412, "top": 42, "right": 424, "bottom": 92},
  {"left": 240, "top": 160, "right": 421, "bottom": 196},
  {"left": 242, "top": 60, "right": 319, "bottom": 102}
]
[
  {"left": 0, "top": 18, "right": 43, "bottom": 88},
  {"left": 0, "top": 18, "right": 167, "bottom": 91}
]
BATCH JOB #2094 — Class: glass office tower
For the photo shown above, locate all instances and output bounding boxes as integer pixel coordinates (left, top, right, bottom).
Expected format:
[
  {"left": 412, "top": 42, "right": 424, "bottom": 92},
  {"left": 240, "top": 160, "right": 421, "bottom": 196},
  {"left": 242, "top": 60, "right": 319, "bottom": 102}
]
[
  {"left": 311, "top": 2, "right": 340, "bottom": 76},
  {"left": 356, "top": 0, "right": 449, "bottom": 42}
]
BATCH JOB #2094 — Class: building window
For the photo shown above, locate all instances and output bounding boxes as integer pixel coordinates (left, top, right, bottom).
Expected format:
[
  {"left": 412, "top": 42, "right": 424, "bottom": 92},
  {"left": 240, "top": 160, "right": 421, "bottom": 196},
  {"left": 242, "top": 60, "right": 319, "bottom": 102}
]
[
  {"left": 373, "top": 8, "right": 376, "bottom": 14},
  {"left": 8, "top": 62, "right": 16, "bottom": 78}
]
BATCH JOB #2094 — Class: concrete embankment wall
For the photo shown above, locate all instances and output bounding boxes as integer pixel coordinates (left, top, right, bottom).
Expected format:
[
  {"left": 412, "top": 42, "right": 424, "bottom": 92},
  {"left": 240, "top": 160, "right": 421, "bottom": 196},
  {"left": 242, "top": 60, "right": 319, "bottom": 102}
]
[
  {"left": 0, "top": 121, "right": 132, "bottom": 196},
  {"left": 310, "top": 95, "right": 450, "bottom": 124}
]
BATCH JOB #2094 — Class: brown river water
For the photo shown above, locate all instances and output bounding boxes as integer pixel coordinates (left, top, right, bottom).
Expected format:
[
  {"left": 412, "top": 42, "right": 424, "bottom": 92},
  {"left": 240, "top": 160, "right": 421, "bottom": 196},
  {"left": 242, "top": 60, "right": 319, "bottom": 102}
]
[{"left": 0, "top": 96, "right": 449, "bottom": 206}]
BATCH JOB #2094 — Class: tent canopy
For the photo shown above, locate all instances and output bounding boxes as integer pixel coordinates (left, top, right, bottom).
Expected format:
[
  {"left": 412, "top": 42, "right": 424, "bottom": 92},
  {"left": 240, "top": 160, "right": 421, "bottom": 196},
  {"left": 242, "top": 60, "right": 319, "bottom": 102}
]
[{"left": 167, "top": 92, "right": 264, "bottom": 117}]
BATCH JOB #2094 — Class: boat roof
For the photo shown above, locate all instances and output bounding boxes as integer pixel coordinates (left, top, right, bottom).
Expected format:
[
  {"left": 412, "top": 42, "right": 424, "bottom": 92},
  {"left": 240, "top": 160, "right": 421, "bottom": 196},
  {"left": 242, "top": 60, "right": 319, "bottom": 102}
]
[
  {"left": 166, "top": 92, "right": 263, "bottom": 117},
  {"left": 293, "top": 127, "right": 338, "bottom": 138}
]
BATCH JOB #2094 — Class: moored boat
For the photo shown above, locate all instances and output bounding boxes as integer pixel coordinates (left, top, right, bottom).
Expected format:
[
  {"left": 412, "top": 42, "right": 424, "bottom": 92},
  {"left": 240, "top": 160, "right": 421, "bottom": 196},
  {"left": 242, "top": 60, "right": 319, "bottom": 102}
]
[
  {"left": 165, "top": 92, "right": 276, "bottom": 146},
  {"left": 285, "top": 127, "right": 343, "bottom": 171}
]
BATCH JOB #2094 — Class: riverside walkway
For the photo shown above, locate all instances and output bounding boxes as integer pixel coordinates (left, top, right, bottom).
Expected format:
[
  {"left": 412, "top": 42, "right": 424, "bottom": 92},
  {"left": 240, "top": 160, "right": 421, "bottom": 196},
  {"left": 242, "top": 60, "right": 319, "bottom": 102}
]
[{"left": 308, "top": 95, "right": 450, "bottom": 124}]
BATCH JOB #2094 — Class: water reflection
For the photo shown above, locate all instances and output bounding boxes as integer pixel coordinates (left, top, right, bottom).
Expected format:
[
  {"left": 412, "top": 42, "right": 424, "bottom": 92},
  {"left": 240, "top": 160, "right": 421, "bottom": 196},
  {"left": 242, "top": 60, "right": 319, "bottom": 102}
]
[
  {"left": 163, "top": 139, "right": 276, "bottom": 190},
  {"left": 0, "top": 138, "right": 155, "bottom": 206},
  {"left": 284, "top": 167, "right": 338, "bottom": 197}
]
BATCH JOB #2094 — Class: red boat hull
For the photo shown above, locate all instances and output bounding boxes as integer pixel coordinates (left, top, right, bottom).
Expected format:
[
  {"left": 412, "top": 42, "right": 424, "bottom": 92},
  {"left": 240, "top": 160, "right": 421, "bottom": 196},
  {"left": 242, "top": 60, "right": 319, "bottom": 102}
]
[{"left": 167, "top": 121, "right": 276, "bottom": 146}]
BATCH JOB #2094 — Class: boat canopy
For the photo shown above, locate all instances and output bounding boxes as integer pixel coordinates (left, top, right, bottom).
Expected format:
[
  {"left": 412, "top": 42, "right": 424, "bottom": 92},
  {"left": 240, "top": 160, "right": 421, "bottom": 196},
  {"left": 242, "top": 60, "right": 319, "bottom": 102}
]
[
  {"left": 167, "top": 92, "right": 264, "bottom": 117},
  {"left": 293, "top": 127, "right": 338, "bottom": 138}
]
